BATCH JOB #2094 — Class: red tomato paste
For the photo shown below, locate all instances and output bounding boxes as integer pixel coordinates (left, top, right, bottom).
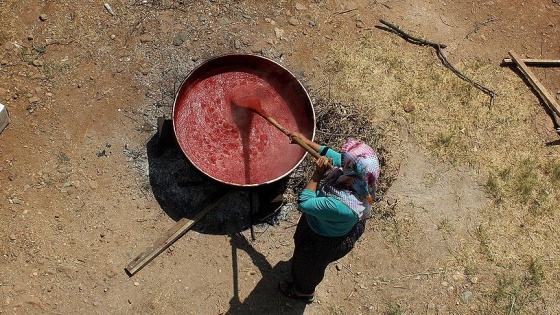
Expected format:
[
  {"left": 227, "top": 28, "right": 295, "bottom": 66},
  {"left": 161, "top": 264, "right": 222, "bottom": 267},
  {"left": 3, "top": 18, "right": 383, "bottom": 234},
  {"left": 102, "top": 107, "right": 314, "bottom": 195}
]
[{"left": 174, "top": 65, "right": 314, "bottom": 186}]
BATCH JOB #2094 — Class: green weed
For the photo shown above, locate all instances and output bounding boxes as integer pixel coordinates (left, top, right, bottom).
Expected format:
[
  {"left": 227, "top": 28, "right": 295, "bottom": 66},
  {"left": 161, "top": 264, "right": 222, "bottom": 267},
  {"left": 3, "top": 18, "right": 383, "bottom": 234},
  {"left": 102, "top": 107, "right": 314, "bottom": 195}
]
[
  {"left": 436, "top": 217, "right": 453, "bottom": 233},
  {"left": 382, "top": 215, "right": 415, "bottom": 249},
  {"left": 474, "top": 224, "right": 494, "bottom": 262},
  {"left": 454, "top": 246, "right": 479, "bottom": 277},
  {"left": 484, "top": 173, "right": 502, "bottom": 203},
  {"left": 490, "top": 268, "right": 542, "bottom": 314},
  {"left": 547, "top": 160, "right": 560, "bottom": 185},
  {"left": 527, "top": 257, "right": 544, "bottom": 286},
  {"left": 386, "top": 303, "right": 405, "bottom": 315},
  {"left": 435, "top": 132, "right": 453, "bottom": 148}
]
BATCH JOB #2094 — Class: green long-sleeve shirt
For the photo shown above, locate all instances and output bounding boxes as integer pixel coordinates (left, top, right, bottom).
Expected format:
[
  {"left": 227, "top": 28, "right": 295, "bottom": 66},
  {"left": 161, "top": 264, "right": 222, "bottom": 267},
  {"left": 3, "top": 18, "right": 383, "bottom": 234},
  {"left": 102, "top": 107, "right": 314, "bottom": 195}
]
[{"left": 298, "top": 146, "right": 359, "bottom": 237}]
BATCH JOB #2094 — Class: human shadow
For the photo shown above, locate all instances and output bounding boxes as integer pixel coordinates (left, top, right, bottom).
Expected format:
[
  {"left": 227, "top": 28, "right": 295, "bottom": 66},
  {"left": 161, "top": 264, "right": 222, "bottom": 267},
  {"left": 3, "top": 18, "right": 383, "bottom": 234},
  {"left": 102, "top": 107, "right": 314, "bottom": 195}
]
[{"left": 225, "top": 233, "right": 306, "bottom": 315}]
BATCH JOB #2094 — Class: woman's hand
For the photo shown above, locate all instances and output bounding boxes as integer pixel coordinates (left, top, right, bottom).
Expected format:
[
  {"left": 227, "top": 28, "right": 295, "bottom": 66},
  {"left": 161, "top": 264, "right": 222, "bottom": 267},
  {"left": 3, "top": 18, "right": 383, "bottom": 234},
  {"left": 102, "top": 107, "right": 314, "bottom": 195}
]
[
  {"left": 288, "top": 131, "right": 306, "bottom": 143},
  {"left": 314, "top": 156, "right": 331, "bottom": 176},
  {"left": 305, "top": 156, "right": 332, "bottom": 192},
  {"left": 287, "top": 131, "right": 322, "bottom": 152}
]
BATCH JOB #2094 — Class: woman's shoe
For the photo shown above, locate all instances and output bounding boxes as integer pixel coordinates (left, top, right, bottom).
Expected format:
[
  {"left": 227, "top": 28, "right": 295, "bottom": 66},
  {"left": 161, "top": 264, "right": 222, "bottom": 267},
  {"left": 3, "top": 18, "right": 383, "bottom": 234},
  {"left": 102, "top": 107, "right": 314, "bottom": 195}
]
[{"left": 278, "top": 280, "right": 315, "bottom": 304}]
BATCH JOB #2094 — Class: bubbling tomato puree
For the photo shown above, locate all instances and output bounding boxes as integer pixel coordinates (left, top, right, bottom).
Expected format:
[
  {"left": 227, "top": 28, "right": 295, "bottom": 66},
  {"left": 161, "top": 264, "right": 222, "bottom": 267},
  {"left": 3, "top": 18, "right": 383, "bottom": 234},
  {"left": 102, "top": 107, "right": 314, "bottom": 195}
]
[{"left": 174, "top": 67, "right": 313, "bottom": 186}]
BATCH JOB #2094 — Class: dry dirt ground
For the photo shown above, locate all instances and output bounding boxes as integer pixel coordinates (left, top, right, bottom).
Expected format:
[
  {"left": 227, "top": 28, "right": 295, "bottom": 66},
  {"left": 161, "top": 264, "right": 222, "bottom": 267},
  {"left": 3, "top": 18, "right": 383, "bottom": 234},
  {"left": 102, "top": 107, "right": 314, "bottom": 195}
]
[{"left": 1, "top": 1, "right": 560, "bottom": 314}]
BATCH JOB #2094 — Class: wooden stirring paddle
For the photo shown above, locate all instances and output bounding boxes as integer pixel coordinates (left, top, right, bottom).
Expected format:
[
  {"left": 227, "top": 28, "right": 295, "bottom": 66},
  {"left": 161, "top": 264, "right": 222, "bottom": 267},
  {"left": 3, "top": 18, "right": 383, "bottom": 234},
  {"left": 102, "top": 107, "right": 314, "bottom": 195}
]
[{"left": 230, "top": 95, "right": 322, "bottom": 160}]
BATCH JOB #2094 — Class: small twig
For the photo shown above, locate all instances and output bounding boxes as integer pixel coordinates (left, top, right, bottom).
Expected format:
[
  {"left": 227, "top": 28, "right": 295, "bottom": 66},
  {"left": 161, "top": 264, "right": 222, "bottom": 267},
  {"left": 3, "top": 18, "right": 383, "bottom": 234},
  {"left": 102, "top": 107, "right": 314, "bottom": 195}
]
[
  {"left": 332, "top": 7, "right": 358, "bottom": 16},
  {"left": 44, "top": 40, "right": 74, "bottom": 47},
  {"left": 407, "top": 272, "right": 434, "bottom": 278},
  {"left": 342, "top": 264, "right": 353, "bottom": 273},
  {"left": 540, "top": 37, "right": 544, "bottom": 59},
  {"left": 378, "top": 19, "right": 497, "bottom": 108},
  {"left": 257, "top": 224, "right": 271, "bottom": 238},
  {"left": 125, "top": 10, "right": 152, "bottom": 44},
  {"left": 440, "top": 16, "right": 454, "bottom": 27},
  {"left": 31, "top": 40, "right": 74, "bottom": 54},
  {"left": 373, "top": 0, "right": 391, "bottom": 9},
  {"left": 465, "top": 16, "right": 496, "bottom": 39},
  {"left": 508, "top": 294, "right": 516, "bottom": 315},
  {"left": 283, "top": 222, "right": 298, "bottom": 229},
  {"left": 120, "top": 111, "right": 141, "bottom": 124},
  {"left": 134, "top": 178, "right": 150, "bottom": 200},
  {"left": 369, "top": 270, "right": 444, "bottom": 285},
  {"left": 129, "top": 0, "right": 187, "bottom": 12}
]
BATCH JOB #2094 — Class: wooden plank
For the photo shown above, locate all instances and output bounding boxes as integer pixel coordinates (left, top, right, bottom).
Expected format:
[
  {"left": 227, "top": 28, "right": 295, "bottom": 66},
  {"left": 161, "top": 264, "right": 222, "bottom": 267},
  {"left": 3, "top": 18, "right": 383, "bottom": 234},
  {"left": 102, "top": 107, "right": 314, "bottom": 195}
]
[
  {"left": 125, "top": 188, "right": 230, "bottom": 276},
  {"left": 502, "top": 58, "right": 560, "bottom": 66},
  {"left": 508, "top": 50, "right": 560, "bottom": 117}
]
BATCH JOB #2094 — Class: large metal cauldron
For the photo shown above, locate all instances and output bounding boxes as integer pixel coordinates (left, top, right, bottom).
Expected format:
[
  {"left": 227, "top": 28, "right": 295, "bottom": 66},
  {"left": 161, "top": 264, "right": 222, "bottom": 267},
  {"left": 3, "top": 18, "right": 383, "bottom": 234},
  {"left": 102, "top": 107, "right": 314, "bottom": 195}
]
[{"left": 173, "top": 54, "right": 315, "bottom": 186}]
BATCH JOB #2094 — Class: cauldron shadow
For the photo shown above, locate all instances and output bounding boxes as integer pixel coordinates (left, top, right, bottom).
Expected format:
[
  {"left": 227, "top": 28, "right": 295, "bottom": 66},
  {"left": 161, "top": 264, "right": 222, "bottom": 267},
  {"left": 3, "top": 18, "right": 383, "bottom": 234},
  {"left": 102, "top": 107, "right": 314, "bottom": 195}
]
[
  {"left": 145, "top": 121, "right": 305, "bottom": 313},
  {"left": 146, "top": 119, "right": 287, "bottom": 235}
]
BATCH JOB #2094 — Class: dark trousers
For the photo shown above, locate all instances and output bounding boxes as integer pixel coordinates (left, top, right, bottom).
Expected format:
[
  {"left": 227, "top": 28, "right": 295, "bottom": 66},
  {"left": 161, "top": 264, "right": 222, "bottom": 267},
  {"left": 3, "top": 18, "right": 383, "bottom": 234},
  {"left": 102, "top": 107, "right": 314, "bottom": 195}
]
[{"left": 290, "top": 213, "right": 366, "bottom": 294}]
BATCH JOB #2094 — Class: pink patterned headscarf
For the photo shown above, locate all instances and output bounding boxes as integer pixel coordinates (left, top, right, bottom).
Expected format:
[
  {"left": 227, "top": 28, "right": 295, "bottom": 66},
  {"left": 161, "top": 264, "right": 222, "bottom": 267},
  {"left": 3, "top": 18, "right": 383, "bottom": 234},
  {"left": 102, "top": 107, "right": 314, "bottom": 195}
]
[{"left": 321, "top": 139, "right": 380, "bottom": 219}]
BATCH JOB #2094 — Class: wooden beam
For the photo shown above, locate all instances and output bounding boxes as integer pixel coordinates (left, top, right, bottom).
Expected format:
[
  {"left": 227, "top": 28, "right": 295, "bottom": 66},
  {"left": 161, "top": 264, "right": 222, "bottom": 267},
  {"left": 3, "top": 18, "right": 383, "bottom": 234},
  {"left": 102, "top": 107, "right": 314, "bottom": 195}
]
[
  {"left": 508, "top": 50, "right": 560, "bottom": 118},
  {"left": 502, "top": 58, "right": 560, "bottom": 66},
  {"left": 125, "top": 188, "right": 230, "bottom": 276}
]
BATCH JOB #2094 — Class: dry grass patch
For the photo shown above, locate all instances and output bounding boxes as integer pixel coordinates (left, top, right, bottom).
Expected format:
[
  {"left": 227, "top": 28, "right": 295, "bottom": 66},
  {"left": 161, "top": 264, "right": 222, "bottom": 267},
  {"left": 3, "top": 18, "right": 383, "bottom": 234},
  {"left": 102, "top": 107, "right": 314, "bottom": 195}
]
[{"left": 318, "top": 32, "right": 560, "bottom": 313}]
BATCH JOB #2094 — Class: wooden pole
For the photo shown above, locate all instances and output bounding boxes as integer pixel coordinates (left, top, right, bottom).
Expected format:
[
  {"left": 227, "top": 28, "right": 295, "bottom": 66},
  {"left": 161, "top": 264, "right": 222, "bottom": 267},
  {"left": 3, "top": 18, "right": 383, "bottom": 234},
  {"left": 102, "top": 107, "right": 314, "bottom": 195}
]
[
  {"left": 502, "top": 58, "right": 560, "bottom": 66},
  {"left": 254, "top": 113, "right": 323, "bottom": 160},
  {"left": 125, "top": 188, "right": 230, "bottom": 276},
  {"left": 508, "top": 51, "right": 560, "bottom": 118}
]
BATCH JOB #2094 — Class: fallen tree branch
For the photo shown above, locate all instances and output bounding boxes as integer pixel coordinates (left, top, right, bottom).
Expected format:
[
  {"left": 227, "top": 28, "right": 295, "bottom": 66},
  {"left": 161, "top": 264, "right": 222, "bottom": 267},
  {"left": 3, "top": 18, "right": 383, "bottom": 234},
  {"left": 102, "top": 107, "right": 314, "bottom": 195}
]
[
  {"left": 379, "top": 19, "right": 446, "bottom": 49},
  {"left": 378, "top": 19, "right": 497, "bottom": 108}
]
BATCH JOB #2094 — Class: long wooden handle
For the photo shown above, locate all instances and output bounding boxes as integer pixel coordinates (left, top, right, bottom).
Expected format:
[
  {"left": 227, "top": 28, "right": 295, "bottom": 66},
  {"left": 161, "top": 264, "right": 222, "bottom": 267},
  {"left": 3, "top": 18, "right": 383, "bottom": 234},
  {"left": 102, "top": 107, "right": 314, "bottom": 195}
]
[
  {"left": 260, "top": 114, "right": 322, "bottom": 159},
  {"left": 125, "top": 188, "right": 230, "bottom": 276},
  {"left": 261, "top": 115, "right": 289, "bottom": 135},
  {"left": 290, "top": 136, "right": 322, "bottom": 159}
]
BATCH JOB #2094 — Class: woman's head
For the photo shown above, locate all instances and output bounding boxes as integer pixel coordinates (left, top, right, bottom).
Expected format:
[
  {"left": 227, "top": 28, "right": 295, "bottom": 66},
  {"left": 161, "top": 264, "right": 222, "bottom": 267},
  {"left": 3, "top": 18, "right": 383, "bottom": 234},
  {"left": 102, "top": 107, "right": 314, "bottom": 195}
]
[
  {"left": 340, "top": 139, "right": 380, "bottom": 199},
  {"left": 321, "top": 138, "right": 380, "bottom": 218}
]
